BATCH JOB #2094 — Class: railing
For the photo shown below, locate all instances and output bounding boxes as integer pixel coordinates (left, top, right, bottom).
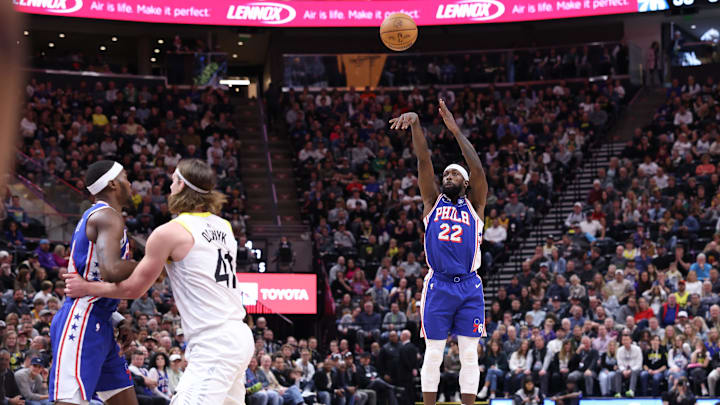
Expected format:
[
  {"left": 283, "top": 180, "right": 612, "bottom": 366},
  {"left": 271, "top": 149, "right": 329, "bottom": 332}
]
[
  {"left": 484, "top": 130, "right": 616, "bottom": 291},
  {"left": 6, "top": 176, "right": 83, "bottom": 243},
  {"left": 25, "top": 68, "right": 167, "bottom": 89},
  {"left": 10, "top": 148, "right": 95, "bottom": 243},
  {"left": 14, "top": 150, "right": 89, "bottom": 217},
  {"left": 283, "top": 40, "right": 629, "bottom": 89}
]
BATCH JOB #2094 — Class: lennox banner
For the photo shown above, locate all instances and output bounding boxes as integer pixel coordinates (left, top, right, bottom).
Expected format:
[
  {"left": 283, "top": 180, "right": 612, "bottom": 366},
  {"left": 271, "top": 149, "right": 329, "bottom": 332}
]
[{"left": 14, "top": 0, "right": 641, "bottom": 27}]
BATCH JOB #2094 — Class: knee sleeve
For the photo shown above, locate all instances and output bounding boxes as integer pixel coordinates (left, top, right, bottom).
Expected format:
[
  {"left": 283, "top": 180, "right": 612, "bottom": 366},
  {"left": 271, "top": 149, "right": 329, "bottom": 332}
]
[
  {"left": 421, "top": 339, "right": 446, "bottom": 392},
  {"left": 458, "top": 336, "right": 480, "bottom": 395}
]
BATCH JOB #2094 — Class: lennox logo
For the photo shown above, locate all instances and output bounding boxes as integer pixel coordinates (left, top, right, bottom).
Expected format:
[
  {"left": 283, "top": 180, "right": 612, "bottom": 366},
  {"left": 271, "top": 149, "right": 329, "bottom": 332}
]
[
  {"left": 226, "top": 2, "right": 296, "bottom": 24},
  {"left": 436, "top": 0, "right": 505, "bottom": 21},
  {"left": 13, "top": 0, "right": 83, "bottom": 13}
]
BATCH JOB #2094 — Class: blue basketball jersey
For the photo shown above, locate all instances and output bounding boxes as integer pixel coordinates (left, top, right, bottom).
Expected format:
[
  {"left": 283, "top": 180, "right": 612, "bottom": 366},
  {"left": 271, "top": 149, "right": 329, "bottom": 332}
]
[
  {"left": 423, "top": 194, "right": 484, "bottom": 276},
  {"left": 66, "top": 201, "right": 130, "bottom": 315}
]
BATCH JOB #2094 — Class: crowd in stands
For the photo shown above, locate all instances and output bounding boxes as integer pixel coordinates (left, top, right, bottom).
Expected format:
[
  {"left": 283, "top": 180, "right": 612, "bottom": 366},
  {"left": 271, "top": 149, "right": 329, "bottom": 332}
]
[
  {"left": 381, "top": 44, "right": 629, "bottom": 87},
  {"left": 11, "top": 77, "right": 248, "bottom": 241},
  {"left": 282, "top": 77, "right": 627, "bottom": 278},
  {"left": 463, "top": 74, "right": 720, "bottom": 400},
  {"left": 284, "top": 43, "right": 629, "bottom": 88}
]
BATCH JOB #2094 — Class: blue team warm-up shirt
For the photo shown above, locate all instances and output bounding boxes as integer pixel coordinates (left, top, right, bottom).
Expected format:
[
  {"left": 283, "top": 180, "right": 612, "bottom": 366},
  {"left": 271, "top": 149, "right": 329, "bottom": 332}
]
[
  {"left": 421, "top": 194, "right": 486, "bottom": 339},
  {"left": 49, "top": 201, "right": 133, "bottom": 402}
]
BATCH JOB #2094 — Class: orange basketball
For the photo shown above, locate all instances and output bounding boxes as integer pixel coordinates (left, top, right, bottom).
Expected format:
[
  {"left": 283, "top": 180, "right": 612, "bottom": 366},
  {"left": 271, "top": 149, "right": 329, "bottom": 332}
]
[{"left": 379, "top": 13, "right": 418, "bottom": 52}]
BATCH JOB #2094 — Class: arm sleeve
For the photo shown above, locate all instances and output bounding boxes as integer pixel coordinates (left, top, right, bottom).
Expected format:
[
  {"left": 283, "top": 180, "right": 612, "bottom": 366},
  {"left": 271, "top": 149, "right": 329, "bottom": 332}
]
[{"left": 632, "top": 348, "right": 643, "bottom": 370}]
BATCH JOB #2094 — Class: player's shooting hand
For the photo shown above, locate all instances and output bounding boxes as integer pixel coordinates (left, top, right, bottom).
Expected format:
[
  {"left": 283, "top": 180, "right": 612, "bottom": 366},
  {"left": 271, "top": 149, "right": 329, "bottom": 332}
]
[
  {"left": 62, "top": 272, "right": 92, "bottom": 298},
  {"left": 389, "top": 112, "right": 418, "bottom": 130},
  {"left": 438, "top": 99, "right": 461, "bottom": 136}
]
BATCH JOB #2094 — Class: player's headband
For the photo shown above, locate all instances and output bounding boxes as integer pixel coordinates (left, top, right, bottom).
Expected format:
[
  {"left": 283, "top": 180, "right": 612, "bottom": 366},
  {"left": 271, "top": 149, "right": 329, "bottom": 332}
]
[
  {"left": 444, "top": 164, "right": 469, "bottom": 182},
  {"left": 87, "top": 162, "right": 123, "bottom": 195},
  {"left": 174, "top": 168, "right": 209, "bottom": 194}
]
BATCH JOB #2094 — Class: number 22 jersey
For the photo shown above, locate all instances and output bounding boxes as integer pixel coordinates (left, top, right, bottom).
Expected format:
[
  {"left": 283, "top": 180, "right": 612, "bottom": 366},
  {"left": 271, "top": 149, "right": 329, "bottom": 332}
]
[
  {"left": 423, "top": 194, "right": 484, "bottom": 276},
  {"left": 166, "top": 212, "right": 245, "bottom": 341}
]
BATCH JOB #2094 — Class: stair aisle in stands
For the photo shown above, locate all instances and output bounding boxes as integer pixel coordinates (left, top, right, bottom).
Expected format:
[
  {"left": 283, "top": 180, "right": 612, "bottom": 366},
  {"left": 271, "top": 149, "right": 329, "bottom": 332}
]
[{"left": 482, "top": 86, "right": 668, "bottom": 302}]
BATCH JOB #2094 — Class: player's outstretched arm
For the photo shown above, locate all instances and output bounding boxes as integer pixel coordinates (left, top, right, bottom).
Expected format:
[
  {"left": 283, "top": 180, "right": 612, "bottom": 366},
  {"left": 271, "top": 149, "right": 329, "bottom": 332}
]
[
  {"left": 438, "top": 99, "right": 488, "bottom": 215},
  {"left": 91, "top": 209, "right": 138, "bottom": 283},
  {"left": 390, "top": 112, "right": 438, "bottom": 218},
  {"left": 64, "top": 223, "right": 178, "bottom": 299}
]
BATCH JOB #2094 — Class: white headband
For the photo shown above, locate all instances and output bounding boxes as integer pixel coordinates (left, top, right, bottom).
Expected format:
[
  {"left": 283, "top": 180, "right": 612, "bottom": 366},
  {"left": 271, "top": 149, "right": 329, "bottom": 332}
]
[
  {"left": 175, "top": 169, "right": 209, "bottom": 194},
  {"left": 444, "top": 164, "right": 469, "bottom": 181},
  {"left": 87, "top": 162, "right": 123, "bottom": 195}
]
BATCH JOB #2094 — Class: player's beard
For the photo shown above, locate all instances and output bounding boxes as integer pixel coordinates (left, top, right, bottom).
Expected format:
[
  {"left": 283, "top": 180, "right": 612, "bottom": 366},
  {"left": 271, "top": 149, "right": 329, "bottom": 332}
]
[
  {"left": 125, "top": 189, "right": 134, "bottom": 208},
  {"left": 442, "top": 182, "right": 462, "bottom": 201}
]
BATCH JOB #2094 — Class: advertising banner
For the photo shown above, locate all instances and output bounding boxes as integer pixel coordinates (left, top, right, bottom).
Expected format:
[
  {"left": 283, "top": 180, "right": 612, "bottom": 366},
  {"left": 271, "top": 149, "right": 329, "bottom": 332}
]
[
  {"left": 14, "top": 0, "right": 641, "bottom": 27},
  {"left": 235, "top": 273, "right": 317, "bottom": 314}
]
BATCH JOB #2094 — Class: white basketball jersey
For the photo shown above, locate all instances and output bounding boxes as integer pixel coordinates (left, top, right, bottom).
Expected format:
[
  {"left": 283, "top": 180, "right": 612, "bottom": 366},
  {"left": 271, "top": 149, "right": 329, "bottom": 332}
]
[{"left": 165, "top": 212, "right": 246, "bottom": 341}]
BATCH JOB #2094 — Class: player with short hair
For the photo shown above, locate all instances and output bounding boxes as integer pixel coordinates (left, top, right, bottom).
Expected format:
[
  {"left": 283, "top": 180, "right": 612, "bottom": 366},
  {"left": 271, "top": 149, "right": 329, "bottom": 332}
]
[
  {"left": 64, "top": 158, "right": 254, "bottom": 404},
  {"left": 49, "top": 160, "right": 139, "bottom": 405},
  {"left": 390, "top": 99, "right": 488, "bottom": 405}
]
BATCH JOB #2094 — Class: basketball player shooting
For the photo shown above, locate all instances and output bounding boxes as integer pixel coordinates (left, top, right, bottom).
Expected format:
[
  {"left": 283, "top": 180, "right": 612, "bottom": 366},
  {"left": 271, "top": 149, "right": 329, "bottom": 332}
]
[
  {"left": 390, "top": 99, "right": 487, "bottom": 405},
  {"left": 63, "top": 159, "right": 255, "bottom": 405},
  {"left": 49, "top": 160, "right": 139, "bottom": 405}
]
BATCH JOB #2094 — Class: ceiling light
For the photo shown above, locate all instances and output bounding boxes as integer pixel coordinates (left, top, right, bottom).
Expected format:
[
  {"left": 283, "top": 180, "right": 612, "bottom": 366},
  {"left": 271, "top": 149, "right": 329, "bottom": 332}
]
[
  {"left": 150, "top": 57, "right": 157, "bottom": 63},
  {"left": 154, "top": 48, "right": 160, "bottom": 54},
  {"left": 237, "top": 41, "right": 244, "bottom": 46},
  {"left": 111, "top": 36, "right": 118, "bottom": 42},
  {"left": 48, "top": 42, "right": 55, "bottom": 48},
  {"left": 23, "top": 31, "right": 29, "bottom": 36},
  {"left": 157, "top": 39, "right": 164, "bottom": 44},
  {"left": 99, "top": 45, "right": 107, "bottom": 51},
  {"left": 235, "top": 88, "right": 240, "bottom": 92},
  {"left": 232, "top": 54, "right": 238, "bottom": 58},
  {"left": 58, "top": 33, "right": 65, "bottom": 38},
  {"left": 691, "top": 25, "right": 697, "bottom": 29}
]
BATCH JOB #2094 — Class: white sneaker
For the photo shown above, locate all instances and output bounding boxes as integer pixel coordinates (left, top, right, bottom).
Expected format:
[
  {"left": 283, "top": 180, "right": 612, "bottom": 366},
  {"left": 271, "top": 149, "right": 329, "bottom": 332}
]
[
  {"left": 702, "top": 387, "right": 709, "bottom": 396},
  {"left": 490, "top": 393, "right": 496, "bottom": 399},
  {"left": 477, "top": 386, "right": 488, "bottom": 399}
]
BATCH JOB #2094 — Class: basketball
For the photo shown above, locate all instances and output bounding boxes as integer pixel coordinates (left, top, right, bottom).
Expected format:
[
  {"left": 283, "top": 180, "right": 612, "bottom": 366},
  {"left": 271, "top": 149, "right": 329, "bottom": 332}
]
[{"left": 379, "top": 13, "right": 418, "bottom": 52}]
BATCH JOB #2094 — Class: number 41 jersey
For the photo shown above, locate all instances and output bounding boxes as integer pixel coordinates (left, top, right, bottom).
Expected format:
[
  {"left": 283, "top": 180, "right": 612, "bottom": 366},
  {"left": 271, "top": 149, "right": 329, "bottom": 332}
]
[
  {"left": 423, "top": 194, "right": 484, "bottom": 276},
  {"left": 165, "top": 212, "right": 245, "bottom": 341}
]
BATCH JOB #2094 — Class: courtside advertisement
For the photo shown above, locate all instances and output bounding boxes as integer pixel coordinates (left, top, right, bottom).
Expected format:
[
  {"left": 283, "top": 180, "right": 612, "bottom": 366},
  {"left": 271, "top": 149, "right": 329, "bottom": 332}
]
[
  {"left": 236, "top": 273, "right": 317, "bottom": 315},
  {"left": 14, "top": 0, "right": 641, "bottom": 27}
]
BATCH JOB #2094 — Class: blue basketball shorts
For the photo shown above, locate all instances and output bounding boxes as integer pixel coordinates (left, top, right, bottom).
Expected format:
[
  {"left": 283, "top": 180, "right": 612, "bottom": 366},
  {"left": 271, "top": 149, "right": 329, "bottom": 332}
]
[
  {"left": 49, "top": 299, "right": 133, "bottom": 402},
  {"left": 420, "top": 270, "right": 486, "bottom": 340}
]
